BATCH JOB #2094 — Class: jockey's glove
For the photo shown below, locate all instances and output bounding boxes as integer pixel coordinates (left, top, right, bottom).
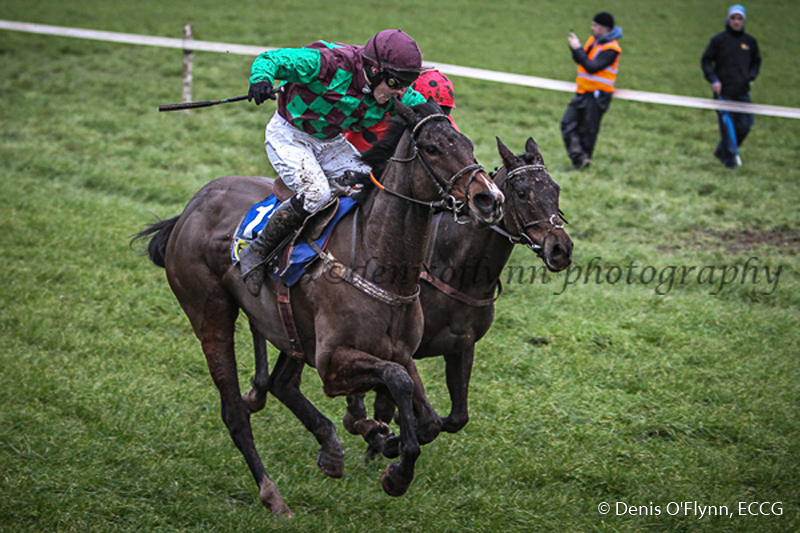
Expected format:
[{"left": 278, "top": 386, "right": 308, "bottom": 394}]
[{"left": 248, "top": 81, "right": 278, "bottom": 105}]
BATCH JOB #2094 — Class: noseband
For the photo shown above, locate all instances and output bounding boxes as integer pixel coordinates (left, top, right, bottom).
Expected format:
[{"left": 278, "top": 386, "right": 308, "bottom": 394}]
[
  {"left": 492, "top": 164, "right": 565, "bottom": 252},
  {"left": 377, "top": 113, "right": 486, "bottom": 217}
]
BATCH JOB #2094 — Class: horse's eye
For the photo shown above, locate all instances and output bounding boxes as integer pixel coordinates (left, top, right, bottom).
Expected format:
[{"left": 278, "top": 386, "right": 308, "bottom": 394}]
[
  {"left": 424, "top": 145, "right": 440, "bottom": 155},
  {"left": 516, "top": 187, "right": 527, "bottom": 199}
]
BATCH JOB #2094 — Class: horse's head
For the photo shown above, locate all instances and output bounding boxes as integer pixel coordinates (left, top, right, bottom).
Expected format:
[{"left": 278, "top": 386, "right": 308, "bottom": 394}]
[
  {"left": 494, "top": 137, "right": 573, "bottom": 272},
  {"left": 391, "top": 98, "right": 504, "bottom": 225}
]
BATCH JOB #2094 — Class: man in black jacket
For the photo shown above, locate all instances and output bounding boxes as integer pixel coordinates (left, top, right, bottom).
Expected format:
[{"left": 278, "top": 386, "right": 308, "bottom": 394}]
[{"left": 701, "top": 5, "right": 761, "bottom": 169}]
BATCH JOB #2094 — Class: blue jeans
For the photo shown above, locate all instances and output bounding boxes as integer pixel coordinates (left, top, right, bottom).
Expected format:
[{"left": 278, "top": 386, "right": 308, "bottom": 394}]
[{"left": 715, "top": 93, "right": 754, "bottom": 167}]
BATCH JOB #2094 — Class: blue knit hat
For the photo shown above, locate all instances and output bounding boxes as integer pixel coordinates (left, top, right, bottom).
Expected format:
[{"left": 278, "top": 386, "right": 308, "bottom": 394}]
[{"left": 728, "top": 4, "right": 746, "bottom": 20}]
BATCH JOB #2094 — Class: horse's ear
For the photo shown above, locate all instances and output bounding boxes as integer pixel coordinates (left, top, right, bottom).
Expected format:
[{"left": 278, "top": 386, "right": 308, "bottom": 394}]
[
  {"left": 393, "top": 98, "right": 418, "bottom": 128},
  {"left": 525, "top": 137, "right": 543, "bottom": 160},
  {"left": 497, "top": 137, "right": 521, "bottom": 168},
  {"left": 426, "top": 96, "right": 443, "bottom": 114}
]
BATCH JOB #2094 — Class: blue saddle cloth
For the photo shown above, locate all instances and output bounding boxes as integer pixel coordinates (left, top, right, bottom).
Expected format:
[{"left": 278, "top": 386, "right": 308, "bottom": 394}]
[{"left": 231, "top": 195, "right": 357, "bottom": 287}]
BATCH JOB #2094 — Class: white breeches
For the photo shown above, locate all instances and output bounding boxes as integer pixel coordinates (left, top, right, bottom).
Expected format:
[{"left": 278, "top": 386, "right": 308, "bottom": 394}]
[{"left": 265, "top": 112, "right": 371, "bottom": 212}]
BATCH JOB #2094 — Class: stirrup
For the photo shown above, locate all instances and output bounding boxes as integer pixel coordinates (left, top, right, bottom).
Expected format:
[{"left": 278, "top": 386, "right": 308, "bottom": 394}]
[{"left": 241, "top": 231, "right": 297, "bottom": 296}]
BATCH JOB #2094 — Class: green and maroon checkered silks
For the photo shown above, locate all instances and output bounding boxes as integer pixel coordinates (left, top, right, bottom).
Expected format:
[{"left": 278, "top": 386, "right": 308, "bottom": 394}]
[
  {"left": 283, "top": 63, "right": 388, "bottom": 138},
  {"left": 252, "top": 41, "right": 425, "bottom": 140}
]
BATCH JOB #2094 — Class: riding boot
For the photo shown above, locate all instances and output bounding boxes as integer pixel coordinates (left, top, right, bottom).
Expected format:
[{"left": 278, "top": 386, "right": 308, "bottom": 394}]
[{"left": 240, "top": 195, "right": 310, "bottom": 296}]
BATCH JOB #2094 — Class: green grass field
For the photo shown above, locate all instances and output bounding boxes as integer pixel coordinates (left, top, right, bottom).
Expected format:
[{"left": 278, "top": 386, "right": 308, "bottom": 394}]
[{"left": 1, "top": 1, "right": 798, "bottom": 531}]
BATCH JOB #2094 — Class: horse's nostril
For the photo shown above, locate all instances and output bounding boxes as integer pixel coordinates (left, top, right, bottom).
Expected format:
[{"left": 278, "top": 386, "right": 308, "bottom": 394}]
[
  {"left": 547, "top": 242, "right": 573, "bottom": 270},
  {"left": 472, "top": 192, "right": 496, "bottom": 213}
]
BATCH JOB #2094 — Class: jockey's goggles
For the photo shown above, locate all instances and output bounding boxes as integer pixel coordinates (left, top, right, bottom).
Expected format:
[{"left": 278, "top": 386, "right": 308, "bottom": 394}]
[{"left": 383, "top": 69, "right": 419, "bottom": 89}]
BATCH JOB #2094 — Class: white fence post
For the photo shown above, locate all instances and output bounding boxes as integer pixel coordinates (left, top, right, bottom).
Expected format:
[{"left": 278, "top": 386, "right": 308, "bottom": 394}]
[{"left": 182, "top": 24, "right": 193, "bottom": 112}]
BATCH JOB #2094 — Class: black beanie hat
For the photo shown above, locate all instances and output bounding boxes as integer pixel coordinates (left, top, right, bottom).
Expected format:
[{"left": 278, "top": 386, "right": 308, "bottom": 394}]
[{"left": 593, "top": 12, "right": 615, "bottom": 29}]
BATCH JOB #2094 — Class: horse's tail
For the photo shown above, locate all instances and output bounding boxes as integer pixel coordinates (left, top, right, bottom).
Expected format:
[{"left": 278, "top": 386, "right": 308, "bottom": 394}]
[{"left": 130, "top": 216, "right": 179, "bottom": 268}]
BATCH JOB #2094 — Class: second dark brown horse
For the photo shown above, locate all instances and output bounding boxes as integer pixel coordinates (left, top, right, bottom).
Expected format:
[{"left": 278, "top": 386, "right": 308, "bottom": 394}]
[{"left": 341, "top": 137, "right": 572, "bottom": 449}]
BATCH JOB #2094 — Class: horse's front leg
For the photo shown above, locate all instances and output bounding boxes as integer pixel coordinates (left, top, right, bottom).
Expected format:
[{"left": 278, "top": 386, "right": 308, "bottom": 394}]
[
  {"left": 269, "top": 351, "right": 345, "bottom": 478},
  {"left": 241, "top": 321, "right": 269, "bottom": 413},
  {"left": 321, "top": 347, "right": 421, "bottom": 497},
  {"left": 345, "top": 362, "right": 441, "bottom": 459},
  {"left": 441, "top": 345, "right": 475, "bottom": 433}
]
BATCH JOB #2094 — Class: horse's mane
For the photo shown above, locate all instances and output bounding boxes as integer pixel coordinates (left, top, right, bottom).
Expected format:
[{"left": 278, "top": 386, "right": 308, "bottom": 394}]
[
  {"left": 359, "top": 120, "right": 405, "bottom": 180},
  {"left": 342, "top": 99, "right": 444, "bottom": 205}
]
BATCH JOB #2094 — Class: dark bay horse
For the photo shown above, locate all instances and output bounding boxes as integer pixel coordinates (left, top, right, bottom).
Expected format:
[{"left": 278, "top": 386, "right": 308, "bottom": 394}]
[
  {"left": 135, "top": 100, "right": 504, "bottom": 515},
  {"left": 341, "top": 137, "right": 572, "bottom": 447}
]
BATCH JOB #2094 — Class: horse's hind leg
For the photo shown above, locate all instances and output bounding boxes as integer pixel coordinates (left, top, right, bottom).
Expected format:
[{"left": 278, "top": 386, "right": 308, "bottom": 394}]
[
  {"left": 343, "top": 394, "right": 367, "bottom": 435},
  {"left": 343, "top": 393, "right": 393, "bottom": 460},
  {"left": 242, "top": 321, "right": 269, "bottom": 413},
  {"left": 196, "top": 294, "right": 291, "bottom": 516},
  {"left": 269, "top": 351, "right": 345, "bottom": 478}
]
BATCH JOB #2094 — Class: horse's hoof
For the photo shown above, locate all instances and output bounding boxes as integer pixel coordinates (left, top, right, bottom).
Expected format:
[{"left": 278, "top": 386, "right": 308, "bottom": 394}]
[
  {"left": 440, "top": 415, "right": 466, "bottom": 434},
  {"left": 381, "top": 436, "right": 400, "bottom": 459},
  {"left": 354, "top": 419, "right": 394, "bottom": 456},
  {"left": 242, "top": 389, "right": 267, "bottom": 413},
  {"left": 259, "top": 479, "right": 293, "bottom": 517},
  {"left": 417, "top": 417, "right": 443, "bottom": 444},
  {"left": 381, "top": 463, "right": 410, "bottom": 497},
  {"left": 317, "top": 449, "right": 345, "bottom": 478},
  {"left": 354, "top": 419, "right": 390, "bottom": 438},
  {"left": 270, "top": 503, "right": 293, "bottom": 518}
]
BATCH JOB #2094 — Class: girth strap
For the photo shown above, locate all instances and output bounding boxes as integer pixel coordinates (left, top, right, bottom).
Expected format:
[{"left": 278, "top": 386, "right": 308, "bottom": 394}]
[{"left": 276, "top": 283, "right": 305, "bottom": 361}]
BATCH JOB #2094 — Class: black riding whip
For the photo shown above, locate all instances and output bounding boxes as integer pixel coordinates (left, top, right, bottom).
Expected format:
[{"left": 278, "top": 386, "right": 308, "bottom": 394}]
[
  {"left": 158, "top": 95, "right": 249, "bottom": 112},
  {"left": 158, "top": 86, "right": 283, "bottom": 112}
]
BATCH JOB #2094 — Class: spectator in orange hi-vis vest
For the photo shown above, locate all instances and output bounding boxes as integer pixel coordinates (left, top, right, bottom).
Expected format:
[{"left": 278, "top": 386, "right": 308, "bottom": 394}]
[
  {"left": 560, "top": 12, "right": 622, "bottom": 170},
  {"left": 345, "top": 68, "right": 459, "bottom": 153}
]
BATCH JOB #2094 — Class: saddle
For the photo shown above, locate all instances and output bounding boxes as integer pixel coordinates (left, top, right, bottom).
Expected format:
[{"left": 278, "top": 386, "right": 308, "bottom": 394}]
[
  {"left": 231, "top": 184, "right": 357, "bottom": 287},
  {"left": 272, "top": 176, "right": 294, "bottom": 202}
]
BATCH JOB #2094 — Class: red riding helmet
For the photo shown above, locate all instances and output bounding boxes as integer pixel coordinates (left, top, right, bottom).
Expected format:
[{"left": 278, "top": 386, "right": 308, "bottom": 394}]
[
  {"left": 411, "top": 69, "right": 456, "bottom": 109},
  {"left": 363, "top": 29, "right": 423, "bottom": 78}
]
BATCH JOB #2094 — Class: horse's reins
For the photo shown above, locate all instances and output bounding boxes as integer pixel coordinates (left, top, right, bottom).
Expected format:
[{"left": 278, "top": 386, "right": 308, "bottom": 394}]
[
  {"left": 419, "top": 212, "right": 502, "bottom": 308},
  {"left": 491, "top": 164, "right": 565, "bottom": 253},
  {"left": 373, "top": 113, "right": 486, "bottom": 218}
]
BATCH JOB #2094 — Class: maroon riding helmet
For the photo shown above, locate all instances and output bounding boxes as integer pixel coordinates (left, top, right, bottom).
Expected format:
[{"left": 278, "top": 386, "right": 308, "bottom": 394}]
[{"left": 363, "top": 29, "right": 423, "bottom": 88}]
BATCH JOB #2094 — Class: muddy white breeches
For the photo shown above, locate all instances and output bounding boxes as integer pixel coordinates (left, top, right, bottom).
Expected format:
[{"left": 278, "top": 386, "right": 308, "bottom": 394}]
[{"left": 264, "top": 112, "right": 371, "bottom": 212}]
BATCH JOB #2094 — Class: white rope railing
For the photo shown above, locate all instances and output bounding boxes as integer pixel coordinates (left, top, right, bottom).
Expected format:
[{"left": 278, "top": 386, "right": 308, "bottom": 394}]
[{"left": 2, "top": 20, "right": 798, "bottom": 119}]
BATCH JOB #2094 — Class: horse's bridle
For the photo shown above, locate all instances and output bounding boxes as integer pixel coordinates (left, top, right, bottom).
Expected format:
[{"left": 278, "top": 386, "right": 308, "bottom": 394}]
[
  {"left": 372, "top": 113, "right": 486, "bottom": 217},
  {"left": 491, "top": 164, "right": 565, "bottom": 253}
]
